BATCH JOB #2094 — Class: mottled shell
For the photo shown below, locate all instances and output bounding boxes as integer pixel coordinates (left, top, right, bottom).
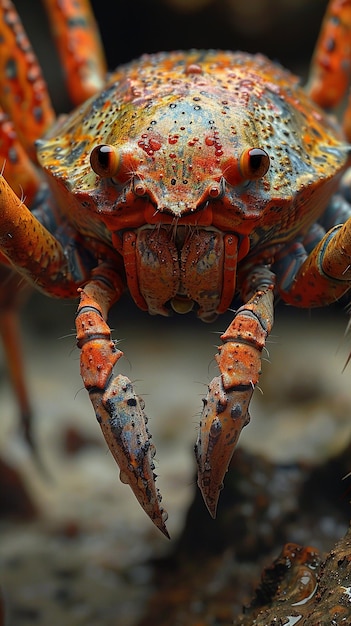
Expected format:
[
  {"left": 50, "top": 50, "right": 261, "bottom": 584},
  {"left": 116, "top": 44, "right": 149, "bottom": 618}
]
[{"left": 37, "top": 50, "right": 350, "bottom": 249}]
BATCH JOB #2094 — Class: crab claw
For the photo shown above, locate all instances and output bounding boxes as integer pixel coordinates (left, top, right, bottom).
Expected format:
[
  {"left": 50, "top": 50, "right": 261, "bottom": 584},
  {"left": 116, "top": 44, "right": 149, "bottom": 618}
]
[
  {"left": 195, "top": 376, "right": 252, "bottom": 517},
  {"left": 76, "top": 281, "right": 169, "bottom": 538},
  {"left": 89, "top": 375, "right": 170, "bottom": 539},
  {"left": 195, "top": 282, "right": 274, "bottom": 517}
]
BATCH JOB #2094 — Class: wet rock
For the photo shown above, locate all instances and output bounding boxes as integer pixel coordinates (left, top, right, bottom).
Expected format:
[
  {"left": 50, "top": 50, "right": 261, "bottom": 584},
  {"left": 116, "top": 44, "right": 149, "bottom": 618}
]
[
  {"left": 239, "top": 526, "right": 351, "bottom": 625},
  {"left": 238, "top": 542, "right": 322, "bottom": 624},
  {"left": 307, "top": 526, "right": 351, "bottom": 625}
]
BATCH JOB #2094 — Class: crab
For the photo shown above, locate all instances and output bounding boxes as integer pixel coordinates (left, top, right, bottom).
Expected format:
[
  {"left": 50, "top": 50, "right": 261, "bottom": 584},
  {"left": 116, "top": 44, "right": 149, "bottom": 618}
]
[{"left": 1, "top": 0, "right": 351, "bottom": 538}]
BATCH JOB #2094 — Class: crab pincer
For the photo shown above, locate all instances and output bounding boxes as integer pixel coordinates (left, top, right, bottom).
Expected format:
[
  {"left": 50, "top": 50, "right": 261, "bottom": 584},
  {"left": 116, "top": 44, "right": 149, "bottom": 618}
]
[
  {"left": 76, "top": 274, "right": 169, "bottom": 538},
  {"left": 195, "top": 280, "right": 274, "bottom": 517},
  {"left": 89, "top": 376, "right": 170, "bottom": 538}
]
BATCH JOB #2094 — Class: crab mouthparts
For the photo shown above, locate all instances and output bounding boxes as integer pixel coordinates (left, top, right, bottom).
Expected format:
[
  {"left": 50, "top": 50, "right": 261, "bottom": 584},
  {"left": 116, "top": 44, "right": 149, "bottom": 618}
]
[{"left": 122, "top": 224, "right": 238, "bottom": 322}]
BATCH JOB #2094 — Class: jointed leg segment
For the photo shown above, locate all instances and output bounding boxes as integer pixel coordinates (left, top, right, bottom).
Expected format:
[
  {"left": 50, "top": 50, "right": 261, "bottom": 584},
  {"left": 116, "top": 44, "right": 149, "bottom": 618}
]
[
  {"left": 76, "top": 266, "right": 170, "bottom": 537},
  {"left": 195, "top": 268, "right": 275, "bottom": 517}
]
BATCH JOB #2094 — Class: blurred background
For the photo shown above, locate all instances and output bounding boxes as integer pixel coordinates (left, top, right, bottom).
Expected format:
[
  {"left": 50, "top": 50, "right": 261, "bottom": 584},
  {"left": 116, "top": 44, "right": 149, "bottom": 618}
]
[
  {"left": 3, "top": 1, "right": 351, "bottom": 625},
  {"left": 14, "top": 0, "right": 330, "bottom": 112}
]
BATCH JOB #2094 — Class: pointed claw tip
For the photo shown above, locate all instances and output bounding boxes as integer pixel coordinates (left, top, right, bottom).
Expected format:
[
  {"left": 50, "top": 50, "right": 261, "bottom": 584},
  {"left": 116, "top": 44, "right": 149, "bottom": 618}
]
[
  {"left": 203, "top": 493, "right": 218, "bottom": 519},
  {"left": 208, "top": 505, "right": 217, "bottom": 520},
  {"left": 161, "top": 525, "right": 171, "bottom": 540},
  {"left": 153, "top": 508, "right": 171, "bottom": 539},
  {"left": 197, "top": 476, "right": 220, "bottom": 519}
]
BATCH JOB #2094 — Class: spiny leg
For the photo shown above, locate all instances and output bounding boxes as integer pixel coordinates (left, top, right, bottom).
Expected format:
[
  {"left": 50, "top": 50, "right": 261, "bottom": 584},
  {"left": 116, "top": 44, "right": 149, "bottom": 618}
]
[
  {"left": 195, "top": 267, "right": 275, "bottom": 517},
  {"left": 0, "top": 174, "right": 91, "bottom": 296},
  {"left": 76, "top": 265, "right": 170, "bottom": 538}
]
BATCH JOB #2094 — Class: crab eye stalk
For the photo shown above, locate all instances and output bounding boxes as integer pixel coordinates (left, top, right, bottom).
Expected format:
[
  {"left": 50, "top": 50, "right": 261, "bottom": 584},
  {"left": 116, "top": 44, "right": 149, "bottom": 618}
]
[
  {"left": 239, "top": 148, "right": 270, "bottom": 180},
  {"left": 90, "top": 144, "right": 120, "bottom": 178}
]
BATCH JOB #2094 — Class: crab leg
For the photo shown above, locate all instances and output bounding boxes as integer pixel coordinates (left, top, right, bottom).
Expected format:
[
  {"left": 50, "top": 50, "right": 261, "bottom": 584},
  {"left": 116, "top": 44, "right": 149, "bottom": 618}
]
[
  {"left": 0, "top": 0, "right": 55, "bottom": 159},
  {"left": 307, "top": 0, "right": 351, "bottom": 140},
  {"left": 195, "top": 268, "right": 275, "bottom": 517},
  {"left": 276, "top": 219, "right": 351, "bottom": 307},
  {"left": 76, "top": 265, "right": 170, "bottom": 538},
  {"left": 42, "top": 0, "right": 107, "bottom": 105},
  {"left": 0, "top": 175, "right": 85, "bottom": 296},
  {"left": 0, "top": 267, "right": 34, "bottom": 445},
  {"left": 0, "top": 109, "right": 42, "bottom": 205},
  {"left": 307, "top": 0, "right": 351, "bottom": 109}
]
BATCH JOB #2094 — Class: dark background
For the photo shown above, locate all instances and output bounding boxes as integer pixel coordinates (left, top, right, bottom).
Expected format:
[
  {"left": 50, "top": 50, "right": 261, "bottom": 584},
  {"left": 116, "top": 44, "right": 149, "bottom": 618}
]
[{"left": 16, "top": 0, "right": 329, "bottom": 112}]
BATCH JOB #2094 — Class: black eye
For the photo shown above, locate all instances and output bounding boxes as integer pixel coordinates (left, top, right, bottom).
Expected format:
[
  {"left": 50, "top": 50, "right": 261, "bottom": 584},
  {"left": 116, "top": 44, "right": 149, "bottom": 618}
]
[
  {"left": 90, "top": 144, "right": 120, "bottom": 177},
  {"left": 239, "top": 148, "right": 270, "bottom": 180}
]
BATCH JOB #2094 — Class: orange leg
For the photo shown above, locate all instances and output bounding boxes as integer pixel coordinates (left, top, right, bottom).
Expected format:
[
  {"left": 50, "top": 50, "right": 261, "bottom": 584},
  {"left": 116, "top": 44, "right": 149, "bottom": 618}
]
[
  {"left": 307, "top": 0, "right": 351, "bottom": 108},
  {"left": 0, "top": 267, "right": 33, "bottom": 444},
  {"left": 276, "top": 219, "right": 351, "bottom": 307},
  {"left": 0, "top": 174, "right": 91, "bottom": 296},
  {"left": 0, "top": 0, "right": 55, "bottom": 160},
  {"left": 42, "top": 0, "right": 107, "bottom": 105},
  {"left": 0, "top": 108, "right": 42, "bottom": 206},
  {"left": 1, "top": 307, "right": 31, "bottom": 433},
  {"left": 76, "top": 264, "right": 170, "bottom": 537},
  {"left": 195, "top": 268, "right": 275, "bottom": 517},
  {"left": 306, "top": 0, "right": 351, "bottom": 140},
  {"left": 0, "top": 0, "right": 106, "bottom": 160}
]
